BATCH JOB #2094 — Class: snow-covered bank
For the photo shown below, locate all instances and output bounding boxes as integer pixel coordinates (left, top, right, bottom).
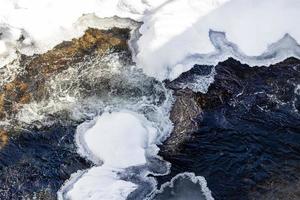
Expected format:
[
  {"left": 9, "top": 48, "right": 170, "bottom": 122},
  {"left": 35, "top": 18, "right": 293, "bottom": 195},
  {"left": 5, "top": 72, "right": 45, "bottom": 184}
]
[
  {"left": 136, "top": 0, "right": 300, "bottom": 80},
  {"left": 0, "top": 0, "right": 149, "bottom": 67},
  {"left": 1, "top": 0, "right": 300, "bottom": 81}
]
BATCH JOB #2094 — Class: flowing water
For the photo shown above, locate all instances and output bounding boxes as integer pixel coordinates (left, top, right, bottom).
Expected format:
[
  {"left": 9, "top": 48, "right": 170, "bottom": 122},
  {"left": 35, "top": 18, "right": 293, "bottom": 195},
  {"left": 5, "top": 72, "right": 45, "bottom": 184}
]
[{"left": 0, "top": 17, "right": 299, "bottom": 200}]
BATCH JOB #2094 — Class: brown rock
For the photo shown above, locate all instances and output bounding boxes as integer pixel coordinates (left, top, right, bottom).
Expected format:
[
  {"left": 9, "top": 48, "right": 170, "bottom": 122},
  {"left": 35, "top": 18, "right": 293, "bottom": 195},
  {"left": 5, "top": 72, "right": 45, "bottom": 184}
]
[
  {"left": 0, "top": 130, "right": 8, "bottom": 149},
  {"left": 0, "top": 93, "right": 4, "bottom": 119},
  {"left": 162, "top": 89, "right": 202, "bottom": 153},
  {"left": 0, "top": 27, "right": 131, "bottom": 126}
]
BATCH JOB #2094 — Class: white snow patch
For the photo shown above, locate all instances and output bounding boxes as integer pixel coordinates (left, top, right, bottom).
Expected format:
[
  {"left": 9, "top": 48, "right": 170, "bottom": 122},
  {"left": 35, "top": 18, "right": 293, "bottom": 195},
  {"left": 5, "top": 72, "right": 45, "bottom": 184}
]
[{"left": 0, "top": 0, "right": 154, "bottom": 67}]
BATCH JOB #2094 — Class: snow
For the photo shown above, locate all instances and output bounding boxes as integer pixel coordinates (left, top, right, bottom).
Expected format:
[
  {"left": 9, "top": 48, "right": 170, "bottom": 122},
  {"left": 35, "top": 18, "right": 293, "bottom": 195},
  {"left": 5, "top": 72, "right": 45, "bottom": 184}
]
[
  {"left": 136, "top": 0, "right": 230, "bottom": 80},
  {"left": 77, "top": 112, "right": 155, "bottom": 168},
  {"left": 136, "top": 0, "right": 300, "bottom": 80},
  {"left": 59, "top": 111, "right": 163, "bottom": 200},
  {"left": 2, "top": 0, "right": 299, "bottom": 80},
  {"left": 0, "top": 0, "right": 152, "bottom": 67},
  {"left": 0, "top": 0, "right": 176, "bottom": 69}
]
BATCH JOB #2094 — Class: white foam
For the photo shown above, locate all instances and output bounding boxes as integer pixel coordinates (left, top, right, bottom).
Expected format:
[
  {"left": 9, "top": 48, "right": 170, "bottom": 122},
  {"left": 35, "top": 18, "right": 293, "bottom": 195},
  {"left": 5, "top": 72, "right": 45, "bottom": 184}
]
[
  {"left": 15, "top": 52, "right": 174, "bottom": 128},
  {"left": 59, "top": 111, "right": 169, "bottom": 200}
]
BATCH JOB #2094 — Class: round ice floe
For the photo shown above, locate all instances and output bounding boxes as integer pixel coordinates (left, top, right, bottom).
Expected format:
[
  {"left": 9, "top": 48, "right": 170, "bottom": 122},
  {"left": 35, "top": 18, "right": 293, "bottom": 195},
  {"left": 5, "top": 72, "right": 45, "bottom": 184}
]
[
  {"left": 59, "top": 111, "right": 163, "bottom": 200},
  {"left": 61, "top": 166, "right": 138, "bottom": 200},
  {"left": 80, "top": 112, "right": 150, "bottom": 168}
]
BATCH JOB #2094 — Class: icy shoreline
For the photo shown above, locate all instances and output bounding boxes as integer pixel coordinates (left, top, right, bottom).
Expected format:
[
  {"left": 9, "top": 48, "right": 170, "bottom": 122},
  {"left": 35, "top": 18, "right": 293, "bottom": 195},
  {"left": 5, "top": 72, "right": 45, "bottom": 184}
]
[{"left": 1, "top": 0, "right": 300, "bottom": 81}]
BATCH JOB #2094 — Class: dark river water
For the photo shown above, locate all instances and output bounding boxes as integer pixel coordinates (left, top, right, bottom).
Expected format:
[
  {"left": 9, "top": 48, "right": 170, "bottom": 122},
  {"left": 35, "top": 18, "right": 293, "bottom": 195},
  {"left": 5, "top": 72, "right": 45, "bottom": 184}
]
[
  {"left": 159, "top": 103, "right": 300, "bottom": 199},
  {"left": 158, "top": 58, "right": 300, "bottom": 200},
  {"left": 0, "top": 58, "right": 299, "bottom": 200},
  {"left": 0, "top": 123, "right": 91, "bottom": 200}
]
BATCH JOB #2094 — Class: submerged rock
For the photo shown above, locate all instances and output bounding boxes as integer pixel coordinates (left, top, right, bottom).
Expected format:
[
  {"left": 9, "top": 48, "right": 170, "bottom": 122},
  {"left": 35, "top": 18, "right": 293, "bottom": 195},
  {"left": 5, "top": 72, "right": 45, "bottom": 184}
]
[
  {"left": 164, "top": 57, "right": 300, "bottom": 151},
  {"left": 160, "top": 57, "right": 300, "bottom": 199},
  {"left": 161, "top": 89, "right": 202, "bottom": 154}
]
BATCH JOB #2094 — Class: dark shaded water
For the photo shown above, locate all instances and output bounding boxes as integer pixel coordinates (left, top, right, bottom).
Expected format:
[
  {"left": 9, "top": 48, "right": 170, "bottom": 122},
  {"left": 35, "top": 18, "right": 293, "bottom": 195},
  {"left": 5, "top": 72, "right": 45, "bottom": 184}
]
[
  {"left": 159, "top": 58, "right": 300, "bottom": 199},
  {"left": 0, "top": 58, "right": 299, "bottom": 200},
  {"left": 0, "top": 124, "right": 91, "bottom": 199},
  {"left": 160, "top": 105, "right": 300, "bottom": 199}
]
